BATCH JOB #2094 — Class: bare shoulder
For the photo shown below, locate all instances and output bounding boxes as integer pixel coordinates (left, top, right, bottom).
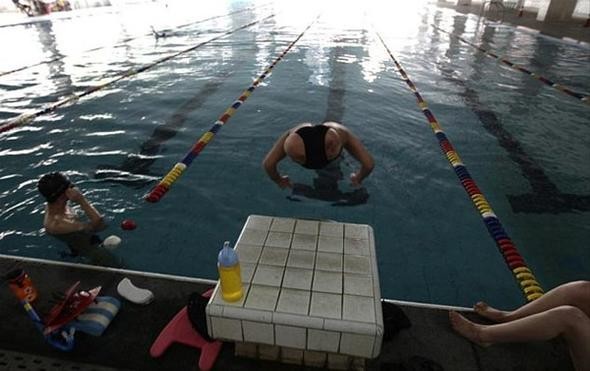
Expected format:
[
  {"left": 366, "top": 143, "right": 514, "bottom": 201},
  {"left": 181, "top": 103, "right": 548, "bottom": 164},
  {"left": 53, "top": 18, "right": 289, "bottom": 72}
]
[
  {"left": 44, "top": 213, "right": 85, "bottom": 235},
  {"left": 43, "top": 216, "right": 62, "bottom": 235},
  {"left": 323, "top": 122, "right": 351, "bottom": 141}
]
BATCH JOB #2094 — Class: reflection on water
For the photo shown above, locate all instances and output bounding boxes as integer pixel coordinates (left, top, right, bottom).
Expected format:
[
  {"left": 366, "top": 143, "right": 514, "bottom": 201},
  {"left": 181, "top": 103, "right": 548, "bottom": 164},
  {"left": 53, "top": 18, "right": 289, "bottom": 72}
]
[
  {"left": 288, "top": 156, "right": 369, "bottom": 206},
  {"left": 94, "top": 72, "right": 231, "bottom": 187}
]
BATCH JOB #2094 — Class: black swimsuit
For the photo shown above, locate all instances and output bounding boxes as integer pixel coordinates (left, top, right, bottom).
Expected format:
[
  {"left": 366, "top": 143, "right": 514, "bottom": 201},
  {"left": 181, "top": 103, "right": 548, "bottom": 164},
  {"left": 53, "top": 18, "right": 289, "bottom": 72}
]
[{"left": 295, "top": 125, "right": 341, "bottom": 169}]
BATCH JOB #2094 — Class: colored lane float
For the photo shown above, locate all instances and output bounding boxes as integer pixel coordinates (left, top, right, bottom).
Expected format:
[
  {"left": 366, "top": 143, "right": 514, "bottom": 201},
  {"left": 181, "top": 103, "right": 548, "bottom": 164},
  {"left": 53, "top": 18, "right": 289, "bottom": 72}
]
[
  {"left": 145, "top": 17, "right": 320, "bottom": 203},
  {"left": 432, "top": 25, "right": 590, "bottom": 106},
  {"left": 375, "top": 31, "right": 544, "bottom": 302},
  {"left": 0, "top": 14, "right": 276, "bottom": 135},
  {"left": 0, "top": 4, "right": 270, "bottom": 79}
]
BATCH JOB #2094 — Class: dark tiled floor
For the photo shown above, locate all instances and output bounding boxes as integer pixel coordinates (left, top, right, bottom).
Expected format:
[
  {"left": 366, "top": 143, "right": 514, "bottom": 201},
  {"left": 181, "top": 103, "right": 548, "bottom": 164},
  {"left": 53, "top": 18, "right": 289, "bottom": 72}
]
[{"left": 0, "top": 255, "right": 573, "bottom": 371}]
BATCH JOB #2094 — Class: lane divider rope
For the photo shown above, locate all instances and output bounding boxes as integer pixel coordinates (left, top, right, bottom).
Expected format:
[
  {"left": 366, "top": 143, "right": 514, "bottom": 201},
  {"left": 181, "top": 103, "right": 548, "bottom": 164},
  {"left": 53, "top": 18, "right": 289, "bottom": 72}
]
[
  {"left": 376, "top": 30, "right": 545, "bottom": 302},
  {"left": 0, "top": 14, "right": 276, "bottom": 135},
  {"left": 0, "top": 3, "right": 271, "bottom": 79},
  {"left": 145, "top": 16, "right": 320, "bottom": 203},
  {"left": 432, "top": 25, "right": 590, "bottom": 105}
]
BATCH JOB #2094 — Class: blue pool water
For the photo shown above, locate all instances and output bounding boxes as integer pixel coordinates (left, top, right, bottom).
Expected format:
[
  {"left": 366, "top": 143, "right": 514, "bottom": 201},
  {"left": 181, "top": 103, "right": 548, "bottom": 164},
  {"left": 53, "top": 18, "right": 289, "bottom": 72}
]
[{"left": 1, "top": 0, "right": 589, "bottom": 308}]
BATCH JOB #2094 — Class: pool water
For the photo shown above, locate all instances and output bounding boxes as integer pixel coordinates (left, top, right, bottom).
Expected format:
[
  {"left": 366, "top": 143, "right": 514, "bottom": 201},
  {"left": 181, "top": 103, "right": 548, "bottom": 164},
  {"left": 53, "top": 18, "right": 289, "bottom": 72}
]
[{"left": 1, "top": 0, "right": 588, "bottom": 308}]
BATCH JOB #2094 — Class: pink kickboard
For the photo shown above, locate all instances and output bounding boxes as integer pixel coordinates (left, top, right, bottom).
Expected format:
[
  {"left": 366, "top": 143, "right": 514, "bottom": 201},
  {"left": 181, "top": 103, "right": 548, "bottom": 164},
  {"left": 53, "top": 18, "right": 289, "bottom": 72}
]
[{"left": 150, "top": 306, "right": 221, "bottom": 371}]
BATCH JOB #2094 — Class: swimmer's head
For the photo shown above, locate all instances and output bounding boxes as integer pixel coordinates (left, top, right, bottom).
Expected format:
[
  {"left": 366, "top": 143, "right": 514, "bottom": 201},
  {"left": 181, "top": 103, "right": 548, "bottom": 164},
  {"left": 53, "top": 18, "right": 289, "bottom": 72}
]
[{"left": 38, "top": 172, "right": 72, "bottom": 203}]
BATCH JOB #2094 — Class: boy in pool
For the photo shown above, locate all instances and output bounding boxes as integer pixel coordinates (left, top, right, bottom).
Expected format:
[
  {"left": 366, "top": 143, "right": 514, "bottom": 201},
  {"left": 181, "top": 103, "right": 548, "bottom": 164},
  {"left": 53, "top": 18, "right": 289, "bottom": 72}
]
[
  {"left": 262, "top": 122, "right": 374, "bottom": 188},
  {"left": 37, "top": 172, "right": 120, "bottom": 267}
]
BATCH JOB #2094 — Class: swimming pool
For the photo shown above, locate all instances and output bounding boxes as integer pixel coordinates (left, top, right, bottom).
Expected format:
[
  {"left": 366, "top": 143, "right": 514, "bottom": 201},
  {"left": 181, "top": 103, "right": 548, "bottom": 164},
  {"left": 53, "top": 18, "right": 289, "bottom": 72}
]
[{"left": 1, "top": 0, "right": 588, "bottom": 308}]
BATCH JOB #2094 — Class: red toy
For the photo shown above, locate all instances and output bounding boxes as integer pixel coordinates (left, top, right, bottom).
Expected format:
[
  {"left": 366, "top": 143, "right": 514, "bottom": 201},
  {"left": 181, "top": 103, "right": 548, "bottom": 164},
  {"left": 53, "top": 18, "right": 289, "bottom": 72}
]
[{"left": 121, "top": 219, "right": 137, "bottom": 231}]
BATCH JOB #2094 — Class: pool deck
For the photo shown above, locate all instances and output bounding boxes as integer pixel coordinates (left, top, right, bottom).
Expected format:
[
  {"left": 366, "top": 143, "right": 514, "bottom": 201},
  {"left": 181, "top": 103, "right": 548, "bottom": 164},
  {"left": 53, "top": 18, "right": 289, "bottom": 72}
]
[
  {"left": 0, "top": 255, "right": 573, "bottom": 371},
  {"left": 436, "top": 0, "right": 590, "bottom": 44}
]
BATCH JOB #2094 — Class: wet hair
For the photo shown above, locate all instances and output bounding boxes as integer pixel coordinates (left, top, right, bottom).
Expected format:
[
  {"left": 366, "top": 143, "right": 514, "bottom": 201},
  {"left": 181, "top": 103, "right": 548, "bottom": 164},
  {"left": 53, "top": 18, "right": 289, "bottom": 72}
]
[{"left": 38, "top": 172, "right": 71, "bottom": 203}]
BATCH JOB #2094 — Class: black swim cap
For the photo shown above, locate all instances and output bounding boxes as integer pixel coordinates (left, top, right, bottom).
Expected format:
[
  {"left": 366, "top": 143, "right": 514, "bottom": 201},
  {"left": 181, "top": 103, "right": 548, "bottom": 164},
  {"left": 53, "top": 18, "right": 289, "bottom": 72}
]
[{"left": 38, "top": 172, "right": 71, "bottom": 203}]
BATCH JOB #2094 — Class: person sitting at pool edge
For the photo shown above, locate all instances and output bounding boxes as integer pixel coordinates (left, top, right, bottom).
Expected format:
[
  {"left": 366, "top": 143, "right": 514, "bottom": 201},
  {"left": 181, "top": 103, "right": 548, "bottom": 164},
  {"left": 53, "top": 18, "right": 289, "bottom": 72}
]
[
  {"left": 449, "top": 280, "right": 590, "bottom": 371},
  {"left": 38, "top": 172, "right": 120, "bottom": 267},
  {"left": 262, "top": 122, "right": 374, "bottom": 189}
]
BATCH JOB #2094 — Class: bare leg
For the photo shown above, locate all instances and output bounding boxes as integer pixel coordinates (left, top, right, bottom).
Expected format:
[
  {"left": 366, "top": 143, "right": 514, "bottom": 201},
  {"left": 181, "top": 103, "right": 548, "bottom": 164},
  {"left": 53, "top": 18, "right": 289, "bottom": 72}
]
[
  {"left": 450, "top": 306, "right": 590, "bottom": 371},
  {"left": 473, "top": 301, "right": 508, "bottom": 322},
  {"left": 475, "top": 281, "right": 590, "bottom": 323}
]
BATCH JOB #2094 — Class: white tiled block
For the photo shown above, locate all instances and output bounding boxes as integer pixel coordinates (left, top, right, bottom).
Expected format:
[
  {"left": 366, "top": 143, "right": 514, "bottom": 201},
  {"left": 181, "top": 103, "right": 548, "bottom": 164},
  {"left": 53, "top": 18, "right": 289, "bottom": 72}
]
[
  {"left": 258, "top": 344, "right": 280, "bottom": 361},
  {"left": 243, "top": 320, "right": 274, "bottom": 345},
  {"left": 210, "top": 316, "right": 243, "bottom": 341},
  {"left": 343, "top": 274, "right": 373, "bottom": 297},
  {"left": 276, "top": 288, "right": 310, "bottom": 315},
  {"left": 245, "top": 215, "right": 273, "bottom": 231},
  {"left": 317, "top": 235, "right": 343, "bottom": 253},
  {"left": 265, "top": 231, "right": 292, "bottom": 248},
  {"left": 323, "top": 319, "right": 378, "bottom": 336},
  {"left": 241, "top": 263, "right": 256, "bottom": 283},
  {"left": 282, "top": 267, "right": 313, "bottom": 291},
  {"left": 339, "top": 333, "right": 375, "bottom": 358},
  {"left": 206, "top": 303, "right": 224, "bottom": 317},
  {"left": 344, "top": 224, "right": 369, "bottom": 240},
  {"left": 239, "top": 228, "right": 268, "bottom": 245},
  {"left": 291, "top": 234, "right": 317, "bottom": 251},
  {"left": 294, "top": 219, "right": 319, "bottom": 235},
  {"left": 316, "top": 252, "right": 343, "bottom": 272},
  {"left": 319, "top": 222, "right": 343, "bottom": 237},
  {"left": 275, "top": 324, "right": 306, "bottom": 348},
  {"left": 207, "top": 311, "right": 213, "bottom": 339},
  {"left": 307, "top": 329, "right": 340, "bottom": 352},
  {"left": 270, "top": 217, "right": 296, "bottom": 233},
  {"left": 286, "top": 249, "right": 315, "bottom": 269},
  {"left": 344, "top": 238, "right": 370, "bottom": 256},
  {"left": 343, "top": 295, "right": 376, "bottom": 323},
  {"left": 273, "top": 312, "right": 323, "bottom": 330},
  {"left": 373, "top": 325, "right": 383, "bottom": 358},
  {"left": 368, "top": 227, "right": 376, "bottom": 258},
  {"left": 312, "top": 270, "right": 342, "bottom": 294},
  {"left": 281, "top": 347, "right": 304, "bottom": 365},
  {"left": 210, "top": 283, "right": 248, "bottom": 308},
  {"left": 328, "top": 353, "right": 351, "bottom": 370},
  {"left": 344, "top": 255, "right": 372, "bottom": 275},
  {"left": 236, "top": 243, "right": 263, "bottom": 263},
  {"left": 352, "top": 357, "right": 367, "bottom": 371},
  {"left": 310, "top": 292, "right": 341, "bottom": 319},
  {"left": 303, "top": 350, "right": 327, "bottom": 368},
  {"left": 244, "top": 284, "right": 280, "bottom": 310},
  {"left": 252, "top": 265, "right": 284, "bottom": 287},
  {"left": 259, "top": 246, "right": 289, "bottom": 266},
  {"left": 224, "top": 306, "right": 272, "bottom": 323},
  {"left": 234, "top": 341, "right": 257, "bottom": 358}
]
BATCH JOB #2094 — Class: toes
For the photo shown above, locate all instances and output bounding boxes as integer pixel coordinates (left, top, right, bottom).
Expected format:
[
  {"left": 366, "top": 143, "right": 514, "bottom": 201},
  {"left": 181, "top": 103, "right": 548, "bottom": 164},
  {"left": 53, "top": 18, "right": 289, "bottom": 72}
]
[{"left": 473, "top": 301, "right": 488, "bottom": 312}]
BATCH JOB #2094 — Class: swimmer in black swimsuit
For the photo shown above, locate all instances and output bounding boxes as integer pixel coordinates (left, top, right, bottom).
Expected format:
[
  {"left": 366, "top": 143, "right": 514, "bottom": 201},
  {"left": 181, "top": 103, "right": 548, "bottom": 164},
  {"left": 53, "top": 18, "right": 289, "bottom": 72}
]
[
  {"left": 263, "top": 122, "right": 374, "bottom": 189},
  {"left": 37, "top": 172, "right": 120, "bottom": 267}
]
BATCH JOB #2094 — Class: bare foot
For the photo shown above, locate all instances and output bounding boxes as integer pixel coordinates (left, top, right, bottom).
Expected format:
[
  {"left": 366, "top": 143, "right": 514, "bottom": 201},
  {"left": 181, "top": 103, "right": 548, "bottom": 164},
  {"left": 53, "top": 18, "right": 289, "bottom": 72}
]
[
  {"left": 473, "top": 301, "right": 508, "bottom": 322},
  {"left": 449, "top": 311, "right": 490, "bottom": 347}
]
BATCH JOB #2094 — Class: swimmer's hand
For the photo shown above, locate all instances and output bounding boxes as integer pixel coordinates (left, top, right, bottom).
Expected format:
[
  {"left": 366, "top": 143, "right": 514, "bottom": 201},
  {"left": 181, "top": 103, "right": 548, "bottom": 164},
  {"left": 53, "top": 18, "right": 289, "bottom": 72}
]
[
  {"left": 350, "top": 172, "right": 362, "bottom": 187},
  {"left": 275, "top": 175, "right": 292, "bottom": 189},
  {"left": 65, "top": 187, "right": 85, "bottom": 203}
]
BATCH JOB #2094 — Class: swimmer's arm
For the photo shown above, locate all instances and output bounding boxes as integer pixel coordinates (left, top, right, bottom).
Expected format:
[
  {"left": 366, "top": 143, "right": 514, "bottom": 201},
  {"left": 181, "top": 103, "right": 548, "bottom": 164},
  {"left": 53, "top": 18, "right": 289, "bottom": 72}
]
[
  {"left": 66, "top": 187, "right": 106, "bottom": 232},
  {"left": 262, "top": 131, "right": 291, "bottom": 187},
  {"left": 342, "top": 129, "right": 374, "bottom": 183},
  {"left": 78, "top": 197, "right": 106, "bottom": 232}
]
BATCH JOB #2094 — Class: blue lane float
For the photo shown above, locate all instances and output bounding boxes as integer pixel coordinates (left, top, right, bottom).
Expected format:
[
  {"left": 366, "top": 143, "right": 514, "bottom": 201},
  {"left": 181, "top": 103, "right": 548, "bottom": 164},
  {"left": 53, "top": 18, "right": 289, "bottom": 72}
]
[{"left": 375, "top": 30, "right": 545, "bottom": 302}]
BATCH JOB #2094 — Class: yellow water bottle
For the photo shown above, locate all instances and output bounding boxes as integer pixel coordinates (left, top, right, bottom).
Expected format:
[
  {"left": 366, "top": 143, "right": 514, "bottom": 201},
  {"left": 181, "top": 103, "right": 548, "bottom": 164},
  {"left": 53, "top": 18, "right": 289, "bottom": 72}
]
[{"left": 217, "top": 241, "right": 243, "bottom": 302}]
